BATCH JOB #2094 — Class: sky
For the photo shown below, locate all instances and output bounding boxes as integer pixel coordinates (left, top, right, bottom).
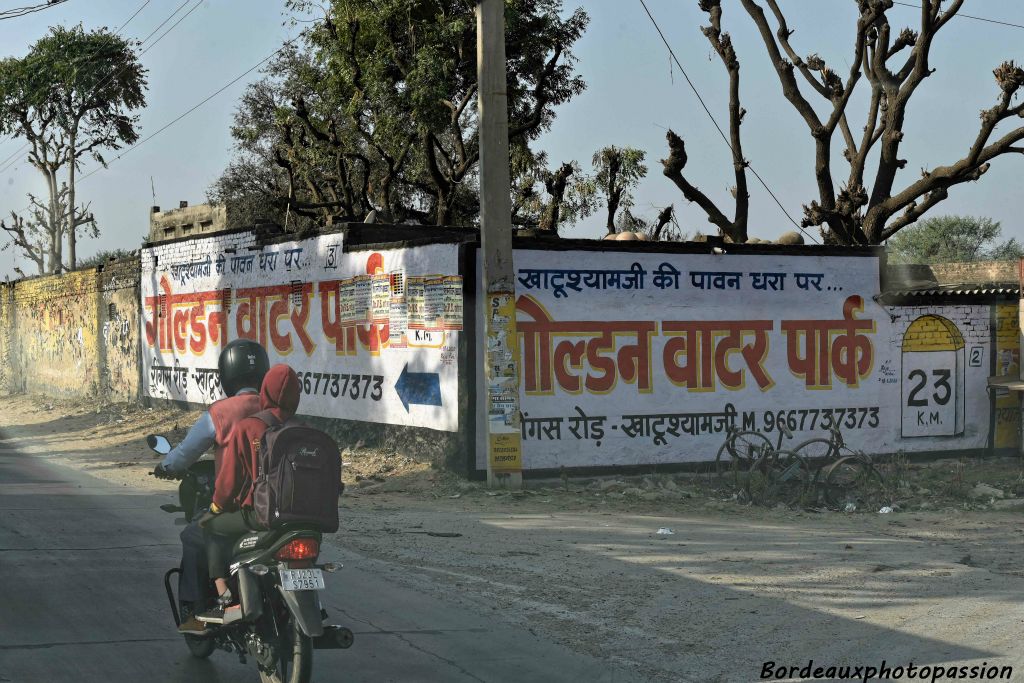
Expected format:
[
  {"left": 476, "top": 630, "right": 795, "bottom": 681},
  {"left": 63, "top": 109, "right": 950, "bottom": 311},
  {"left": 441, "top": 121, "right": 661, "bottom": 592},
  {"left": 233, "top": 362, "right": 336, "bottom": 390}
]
[{"left": 0, "top": 0, "right": 1021, "bottom": 277}]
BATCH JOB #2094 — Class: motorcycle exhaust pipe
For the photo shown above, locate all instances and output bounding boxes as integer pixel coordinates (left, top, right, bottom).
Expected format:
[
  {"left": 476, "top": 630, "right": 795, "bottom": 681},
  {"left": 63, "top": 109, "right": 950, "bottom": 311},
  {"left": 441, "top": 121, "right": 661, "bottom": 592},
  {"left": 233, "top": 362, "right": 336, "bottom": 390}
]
[{"left": 313, "top": 626, "right": 354, "bottom": 650}]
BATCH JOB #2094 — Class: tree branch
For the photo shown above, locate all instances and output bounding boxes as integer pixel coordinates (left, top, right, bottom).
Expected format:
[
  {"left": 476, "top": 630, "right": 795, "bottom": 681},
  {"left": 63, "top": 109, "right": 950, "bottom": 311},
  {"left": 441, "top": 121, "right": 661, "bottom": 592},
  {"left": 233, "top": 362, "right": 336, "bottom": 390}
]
[{"left": 662, "top": 130, "right": 732, "bottom": 235}]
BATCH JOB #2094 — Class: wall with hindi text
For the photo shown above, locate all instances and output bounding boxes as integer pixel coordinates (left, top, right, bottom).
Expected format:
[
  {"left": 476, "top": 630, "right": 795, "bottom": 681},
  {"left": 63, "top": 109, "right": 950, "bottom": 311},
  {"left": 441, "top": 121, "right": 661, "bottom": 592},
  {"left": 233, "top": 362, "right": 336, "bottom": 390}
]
[
  {"left": 100, "top": 257, "right": 143, "bottom": 402},
  {"left": 139, "top": 227, "right": 469, "bottom": 466},
  {"left": 474, "top": 246, "right": 1011, "bottom": 472}
]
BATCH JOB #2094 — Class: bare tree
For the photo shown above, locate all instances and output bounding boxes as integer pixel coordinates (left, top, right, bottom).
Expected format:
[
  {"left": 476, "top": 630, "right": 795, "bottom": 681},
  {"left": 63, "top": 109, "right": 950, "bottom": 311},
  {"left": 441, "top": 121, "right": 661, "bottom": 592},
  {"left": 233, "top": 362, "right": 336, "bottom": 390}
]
[
  {"left": 664, "top": 0, "right": 1024, "bottom": 245},
  {"left": 1, "top": 185, "right": 94, "bottom": 275}
]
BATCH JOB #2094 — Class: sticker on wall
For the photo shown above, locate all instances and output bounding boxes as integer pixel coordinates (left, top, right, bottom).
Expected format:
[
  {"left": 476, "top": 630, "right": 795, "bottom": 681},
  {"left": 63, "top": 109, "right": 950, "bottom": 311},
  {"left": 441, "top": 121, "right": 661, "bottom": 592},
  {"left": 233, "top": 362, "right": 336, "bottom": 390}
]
[{"left": 900, "top": 315, "right": 965, "bottom": 438}]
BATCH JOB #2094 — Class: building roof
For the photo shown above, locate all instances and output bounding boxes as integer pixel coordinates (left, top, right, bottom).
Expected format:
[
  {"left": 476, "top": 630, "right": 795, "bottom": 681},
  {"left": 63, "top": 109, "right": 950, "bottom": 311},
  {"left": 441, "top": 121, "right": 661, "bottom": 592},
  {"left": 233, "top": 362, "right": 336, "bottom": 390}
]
[{"left": 881, "top": 282, "right": 1019, "bottom": 303}]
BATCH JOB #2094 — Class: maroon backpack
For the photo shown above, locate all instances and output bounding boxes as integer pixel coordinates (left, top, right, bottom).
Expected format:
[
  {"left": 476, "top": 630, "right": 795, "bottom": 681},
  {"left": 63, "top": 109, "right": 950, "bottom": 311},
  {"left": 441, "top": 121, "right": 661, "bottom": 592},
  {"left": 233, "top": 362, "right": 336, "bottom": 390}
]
[{"left": 248, "top": 410, "right": 341, "bottom": 533}]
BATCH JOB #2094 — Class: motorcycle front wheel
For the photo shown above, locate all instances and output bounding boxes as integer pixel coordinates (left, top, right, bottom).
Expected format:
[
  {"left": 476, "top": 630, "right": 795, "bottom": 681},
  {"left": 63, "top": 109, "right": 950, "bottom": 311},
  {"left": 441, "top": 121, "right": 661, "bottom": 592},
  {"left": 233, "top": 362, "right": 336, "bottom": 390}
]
[{"left": 259, "top": 621, "right": 312, "bottom": 683}]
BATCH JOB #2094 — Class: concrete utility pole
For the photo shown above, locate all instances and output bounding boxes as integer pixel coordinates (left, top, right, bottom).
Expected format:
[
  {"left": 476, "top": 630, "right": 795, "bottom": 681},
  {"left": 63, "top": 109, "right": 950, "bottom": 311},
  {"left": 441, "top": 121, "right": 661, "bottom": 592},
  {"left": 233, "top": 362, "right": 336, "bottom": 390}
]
[{"left": 476, "top": 0, "right": 523, "bottom": 489}]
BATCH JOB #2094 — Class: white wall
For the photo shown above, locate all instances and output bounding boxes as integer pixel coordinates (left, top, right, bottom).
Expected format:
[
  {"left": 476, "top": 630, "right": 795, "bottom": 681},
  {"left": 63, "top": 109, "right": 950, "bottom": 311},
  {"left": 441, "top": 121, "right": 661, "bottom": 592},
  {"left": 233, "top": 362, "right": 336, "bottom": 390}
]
[
  {"left": 475, "top": 248, "right": 997, "bottom": 470},
  {"left": 140, "top": 231, "right": 463, "bottom": 431}
]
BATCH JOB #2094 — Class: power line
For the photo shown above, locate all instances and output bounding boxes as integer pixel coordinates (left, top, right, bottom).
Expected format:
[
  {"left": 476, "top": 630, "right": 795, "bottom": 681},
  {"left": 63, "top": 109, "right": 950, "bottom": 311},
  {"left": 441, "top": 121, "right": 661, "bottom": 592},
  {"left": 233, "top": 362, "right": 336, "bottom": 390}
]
[
  {"left": 636, "top": 0, "right": 821, "bottom": 245},
  {"left": 114, "top": 0, "right": 151, "bottom": 35},
  {"left": 892, "top": 2, "right": 1024, "bottom": 30},
  {"left": 140, "top": 0, "right": 203, "bottom": 56},
  {"left": 0, "top": 0, "right": 73, "bottom": 20},
  {"left": 137, "top": 0, "right": 192, "bottom": 46},
  {"left": 78, "top": 38, "right": 300, "bottom": 185}
]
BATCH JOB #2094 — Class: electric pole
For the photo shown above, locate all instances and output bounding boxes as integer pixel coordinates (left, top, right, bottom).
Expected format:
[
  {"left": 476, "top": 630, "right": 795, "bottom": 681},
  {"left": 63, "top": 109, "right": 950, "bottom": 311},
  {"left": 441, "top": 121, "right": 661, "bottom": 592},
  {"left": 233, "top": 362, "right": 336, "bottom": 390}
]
[{"left": 476, "top": 0, "right": 523, "bottom": 489}]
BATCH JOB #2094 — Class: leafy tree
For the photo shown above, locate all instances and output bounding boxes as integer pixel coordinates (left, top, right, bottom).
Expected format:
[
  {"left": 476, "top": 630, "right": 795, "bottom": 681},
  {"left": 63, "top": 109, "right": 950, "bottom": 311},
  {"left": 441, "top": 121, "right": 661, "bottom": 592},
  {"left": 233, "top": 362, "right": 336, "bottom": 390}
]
[
  {"left": 509, "top": 150, "right": 596, "bottom": 233},
  {"left": 592, "top": 145, "right": 646, "bottom": 234},
  {"left": 214, "top": 0, "right": 588, "bottom": 228},
  {"left": 664, "top": 0, "right": 1024, "bottom": 245},
  {"left": 886, "top": 215, "right": 1023, "bottom": 264},
  {"left": 0, "top": 25, "right": 146, "bottom": 273}
]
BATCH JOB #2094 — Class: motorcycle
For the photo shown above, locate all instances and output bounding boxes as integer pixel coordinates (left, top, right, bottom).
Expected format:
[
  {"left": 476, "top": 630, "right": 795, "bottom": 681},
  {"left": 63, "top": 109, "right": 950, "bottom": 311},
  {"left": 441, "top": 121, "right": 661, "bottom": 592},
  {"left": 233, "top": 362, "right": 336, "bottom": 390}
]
[{"left": 148, "top": 434, "right": 353, "bottom": 683}]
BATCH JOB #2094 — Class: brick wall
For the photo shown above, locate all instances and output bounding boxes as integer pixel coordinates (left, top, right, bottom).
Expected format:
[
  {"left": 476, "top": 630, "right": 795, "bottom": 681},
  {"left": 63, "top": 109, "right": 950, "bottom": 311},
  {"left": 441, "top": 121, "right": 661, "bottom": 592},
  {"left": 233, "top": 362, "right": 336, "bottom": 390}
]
[
  {"left": 0, "top": 283, "right": 12, "bottom": 394},
  {"left": 930, "top": 261, "right": 1017, "bottom": 284},
  {"left": 887, "top": 304, "right": 990, "bottom": 349},
  {"left": 11, "top": 269, "right": 101, "bottom": 396}
]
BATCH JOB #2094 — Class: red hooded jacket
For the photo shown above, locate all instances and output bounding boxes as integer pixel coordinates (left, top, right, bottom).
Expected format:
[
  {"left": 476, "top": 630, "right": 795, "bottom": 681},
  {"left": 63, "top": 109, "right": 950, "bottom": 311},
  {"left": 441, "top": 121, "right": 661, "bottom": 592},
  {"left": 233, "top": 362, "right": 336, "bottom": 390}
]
[{"left": 214, "top": 364, "right": 301, "bottom": 512}]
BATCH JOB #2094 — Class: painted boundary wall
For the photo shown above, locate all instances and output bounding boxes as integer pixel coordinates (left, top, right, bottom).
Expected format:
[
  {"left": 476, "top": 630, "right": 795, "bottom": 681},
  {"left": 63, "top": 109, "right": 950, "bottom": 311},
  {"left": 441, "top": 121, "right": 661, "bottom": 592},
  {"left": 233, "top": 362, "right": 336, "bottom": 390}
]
[
  {"left": 0, "top": 227, "right": 1017, "bottom": 477},
  {"left": 473, "top": 244, "right": 1021, "bottom": 473},
  {"left": 137, "top": 225, "right": 475, "bottom": 472},
  {"left": 0, "top": 258, "right": 142, "bottom": 402}
]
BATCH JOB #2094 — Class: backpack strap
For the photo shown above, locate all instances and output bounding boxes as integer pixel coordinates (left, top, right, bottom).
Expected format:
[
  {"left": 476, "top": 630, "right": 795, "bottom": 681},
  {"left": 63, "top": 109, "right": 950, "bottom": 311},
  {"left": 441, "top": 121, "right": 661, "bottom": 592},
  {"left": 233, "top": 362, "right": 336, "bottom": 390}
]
[
  {"left": 252, "top": 409, "right": 281, "bottom": 429},
  {"left": 237, "top": 410, "right": 279, "bottom": 507}
]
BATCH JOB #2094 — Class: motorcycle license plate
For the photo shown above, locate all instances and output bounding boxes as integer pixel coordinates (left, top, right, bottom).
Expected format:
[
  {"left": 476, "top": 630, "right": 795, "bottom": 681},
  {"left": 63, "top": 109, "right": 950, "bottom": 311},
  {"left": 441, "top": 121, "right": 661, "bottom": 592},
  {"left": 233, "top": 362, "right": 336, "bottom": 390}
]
[{"left": 280, "top": 568, "right": 325, "bottom": 591}]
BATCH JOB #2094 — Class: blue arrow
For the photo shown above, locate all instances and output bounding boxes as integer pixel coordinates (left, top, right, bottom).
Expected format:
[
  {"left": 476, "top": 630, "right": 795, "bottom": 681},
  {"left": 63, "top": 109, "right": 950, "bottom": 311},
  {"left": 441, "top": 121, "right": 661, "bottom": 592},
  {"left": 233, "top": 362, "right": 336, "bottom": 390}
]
[{"left": 394, "top": 364, "right": 442, "bottom": 412}]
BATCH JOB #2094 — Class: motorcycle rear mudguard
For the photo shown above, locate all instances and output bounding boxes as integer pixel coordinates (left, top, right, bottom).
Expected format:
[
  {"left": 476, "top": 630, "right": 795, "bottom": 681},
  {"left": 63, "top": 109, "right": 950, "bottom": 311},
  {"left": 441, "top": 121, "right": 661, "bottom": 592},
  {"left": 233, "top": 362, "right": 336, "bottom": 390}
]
[{"left": 277, "top": 585, "right": 325, "bottom": 637}]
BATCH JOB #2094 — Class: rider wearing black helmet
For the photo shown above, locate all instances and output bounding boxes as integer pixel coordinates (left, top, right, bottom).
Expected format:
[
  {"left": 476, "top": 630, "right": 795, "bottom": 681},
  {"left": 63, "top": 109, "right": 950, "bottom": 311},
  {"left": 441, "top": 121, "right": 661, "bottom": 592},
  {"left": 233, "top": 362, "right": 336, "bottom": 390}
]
[{"left": 154, "top": 338, "right": 270, "bottom": 635}]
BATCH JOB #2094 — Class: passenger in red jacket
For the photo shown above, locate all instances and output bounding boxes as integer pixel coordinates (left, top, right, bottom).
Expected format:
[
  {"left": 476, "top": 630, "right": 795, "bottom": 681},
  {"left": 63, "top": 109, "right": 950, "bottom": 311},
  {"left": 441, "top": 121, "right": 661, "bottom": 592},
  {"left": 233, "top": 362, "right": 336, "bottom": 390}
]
[{"left": 200, "top": 363, "right": 301, "bottom": 618}]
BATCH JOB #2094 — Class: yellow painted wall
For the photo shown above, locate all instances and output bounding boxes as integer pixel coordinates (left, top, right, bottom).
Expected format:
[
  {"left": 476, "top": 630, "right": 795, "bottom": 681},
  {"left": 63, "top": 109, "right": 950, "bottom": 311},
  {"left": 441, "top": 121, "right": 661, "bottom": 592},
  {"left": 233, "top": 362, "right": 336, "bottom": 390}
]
[
  {"left": 12, "top": 270, "right": 101, "bottom": 397},
  {"left": 0, "top": 284, "right": 12, "bottom": 394},
  {"left": 995, "top": 303, "right": 1020, "bottom": 449},
  {"left": 100, "top": 258, "right": 141, "bottom": 402}
]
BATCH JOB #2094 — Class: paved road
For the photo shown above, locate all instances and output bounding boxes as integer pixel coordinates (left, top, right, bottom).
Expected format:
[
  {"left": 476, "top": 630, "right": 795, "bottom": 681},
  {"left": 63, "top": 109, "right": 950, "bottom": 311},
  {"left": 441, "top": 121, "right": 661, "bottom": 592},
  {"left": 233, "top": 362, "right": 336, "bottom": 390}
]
[{"left": 0, "top": 444, "right": 640, "bottom": 683}]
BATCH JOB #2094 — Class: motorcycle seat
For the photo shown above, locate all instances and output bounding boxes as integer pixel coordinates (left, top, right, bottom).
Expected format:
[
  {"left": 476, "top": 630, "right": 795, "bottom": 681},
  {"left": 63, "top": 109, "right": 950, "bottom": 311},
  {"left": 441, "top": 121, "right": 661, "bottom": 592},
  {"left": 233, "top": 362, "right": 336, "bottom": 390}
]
[{"left": 231, "top": 524, "right": 320, "bottom": 556}]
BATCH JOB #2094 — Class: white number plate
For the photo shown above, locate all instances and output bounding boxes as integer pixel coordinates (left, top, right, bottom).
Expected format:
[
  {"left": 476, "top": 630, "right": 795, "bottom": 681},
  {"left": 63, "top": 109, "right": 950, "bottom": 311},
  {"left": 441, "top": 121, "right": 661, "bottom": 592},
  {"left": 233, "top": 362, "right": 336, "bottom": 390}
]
[{"left": 280, "top": 568, "right": 325, "bottom": 591}]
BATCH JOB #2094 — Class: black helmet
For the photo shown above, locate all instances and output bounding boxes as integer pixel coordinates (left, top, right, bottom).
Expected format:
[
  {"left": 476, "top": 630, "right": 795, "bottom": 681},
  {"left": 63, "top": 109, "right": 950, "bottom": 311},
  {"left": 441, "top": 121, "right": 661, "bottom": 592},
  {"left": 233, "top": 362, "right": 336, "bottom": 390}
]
[{"left": 218, "top": 339, "right": 269, "bottom": 397}]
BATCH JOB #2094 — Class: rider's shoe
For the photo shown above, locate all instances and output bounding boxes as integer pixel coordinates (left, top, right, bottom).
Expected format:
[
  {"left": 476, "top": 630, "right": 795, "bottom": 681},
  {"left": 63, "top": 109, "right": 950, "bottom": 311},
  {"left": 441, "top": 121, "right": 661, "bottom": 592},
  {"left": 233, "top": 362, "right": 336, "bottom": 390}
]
[
  {"left": 196, "top": 604, "right": 242, "bottom": 625},
  {"left": 177, "top": 615, "right": 208, "bottom": 635}
]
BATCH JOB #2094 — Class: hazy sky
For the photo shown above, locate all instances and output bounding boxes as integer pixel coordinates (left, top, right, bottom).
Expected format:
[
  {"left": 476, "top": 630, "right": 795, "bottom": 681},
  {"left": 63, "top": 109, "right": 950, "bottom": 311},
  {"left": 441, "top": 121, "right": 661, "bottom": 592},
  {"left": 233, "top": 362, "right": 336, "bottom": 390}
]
[{"left": 0, "top": 0, "right": 1021, "bottom": 276}]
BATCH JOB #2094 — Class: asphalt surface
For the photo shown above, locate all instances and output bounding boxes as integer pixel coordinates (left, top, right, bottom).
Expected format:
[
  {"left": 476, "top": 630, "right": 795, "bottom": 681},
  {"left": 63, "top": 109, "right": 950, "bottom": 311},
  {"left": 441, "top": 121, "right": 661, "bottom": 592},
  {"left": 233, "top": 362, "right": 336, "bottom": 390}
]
[{"left": 0, "top": 444, "right": 640, "bottom": 683}]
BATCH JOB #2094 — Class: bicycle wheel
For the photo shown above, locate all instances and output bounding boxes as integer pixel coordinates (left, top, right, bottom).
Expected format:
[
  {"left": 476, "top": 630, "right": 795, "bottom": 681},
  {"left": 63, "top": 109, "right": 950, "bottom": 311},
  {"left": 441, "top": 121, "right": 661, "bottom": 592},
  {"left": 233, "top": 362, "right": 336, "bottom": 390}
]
[
  {"left": 714, "top": 431, "right": 772, "bottom": 486},
  {"left": 791, "top": 438, "right": 840, "bottom": 469},
  {"left": 746, "top": 450, "right": 814, "bottom": 507},
  {"left": 821, "top": 455, "right": 886, "bottom": 510}
]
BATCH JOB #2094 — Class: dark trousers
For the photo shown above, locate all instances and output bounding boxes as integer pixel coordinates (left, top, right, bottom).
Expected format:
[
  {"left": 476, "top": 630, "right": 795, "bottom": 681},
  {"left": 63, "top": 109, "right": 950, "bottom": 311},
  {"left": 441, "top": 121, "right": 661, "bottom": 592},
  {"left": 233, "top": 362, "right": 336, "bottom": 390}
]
[
  {"left": 178, "top": 520, "right": 208, "bottom": 604},
  {"left": 205, "top": 509, "right": 259, "bottom": 580}
]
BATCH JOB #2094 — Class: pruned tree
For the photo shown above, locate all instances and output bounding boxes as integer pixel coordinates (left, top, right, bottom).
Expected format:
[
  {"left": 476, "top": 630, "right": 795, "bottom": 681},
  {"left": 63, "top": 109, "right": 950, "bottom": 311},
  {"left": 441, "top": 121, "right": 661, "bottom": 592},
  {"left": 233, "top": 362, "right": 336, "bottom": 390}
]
[
  {"left": 0, "top": 25, "right": 146, "bottom": 272},
  {"left": 592, "top": 145, "right": 647, "bottom": 234},
  {"left": 664, "top": 0, "right": 1024, "bottom": 245},
  {"left": 215, "top": 0, "right": 589, "bottom": 229},
  {"left": 510, "top": 150, "right": 597, "bottom": 233}
]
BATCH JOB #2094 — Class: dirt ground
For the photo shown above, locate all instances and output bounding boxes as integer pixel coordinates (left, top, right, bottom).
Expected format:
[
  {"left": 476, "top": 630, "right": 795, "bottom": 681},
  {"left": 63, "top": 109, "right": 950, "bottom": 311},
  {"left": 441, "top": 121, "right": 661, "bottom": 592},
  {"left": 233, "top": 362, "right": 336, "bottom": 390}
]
[{"left": 3, "top": 394, "right": 1024, "bottom": 682}]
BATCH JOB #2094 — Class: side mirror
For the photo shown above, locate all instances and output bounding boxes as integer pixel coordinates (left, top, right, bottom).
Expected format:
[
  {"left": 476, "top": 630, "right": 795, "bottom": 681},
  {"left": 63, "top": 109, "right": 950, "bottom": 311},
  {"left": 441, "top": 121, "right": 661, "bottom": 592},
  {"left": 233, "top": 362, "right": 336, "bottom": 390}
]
[{"left": 146, "top": 434, "right": 172, "bottom": 455}]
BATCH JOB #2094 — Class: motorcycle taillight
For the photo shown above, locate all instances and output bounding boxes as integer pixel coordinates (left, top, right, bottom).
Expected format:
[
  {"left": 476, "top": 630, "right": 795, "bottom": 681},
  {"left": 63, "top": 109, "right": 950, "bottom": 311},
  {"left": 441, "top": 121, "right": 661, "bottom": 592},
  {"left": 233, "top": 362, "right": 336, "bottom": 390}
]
[{"left": 275, "top": 538, "right": 319, "bottom": 561}]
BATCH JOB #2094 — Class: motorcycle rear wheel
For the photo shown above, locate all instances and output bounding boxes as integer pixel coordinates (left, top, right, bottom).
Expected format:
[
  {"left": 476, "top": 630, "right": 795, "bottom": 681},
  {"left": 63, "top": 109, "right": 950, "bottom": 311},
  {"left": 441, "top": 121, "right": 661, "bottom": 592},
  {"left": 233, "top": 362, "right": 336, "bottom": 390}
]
[
  {"left": 259, "top": 621, "right": 312, "bottom": 683},
  {"left": 184, "top": 634, "right": 215, "bottom": 659},
  {"left": 179, "top": 601, "right": 215, "bottom": 659}
]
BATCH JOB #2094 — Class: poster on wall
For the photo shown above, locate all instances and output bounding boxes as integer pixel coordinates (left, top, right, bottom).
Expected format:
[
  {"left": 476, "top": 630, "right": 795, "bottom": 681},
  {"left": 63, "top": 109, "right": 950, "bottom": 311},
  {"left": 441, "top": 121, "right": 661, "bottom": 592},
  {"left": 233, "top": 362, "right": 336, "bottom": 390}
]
[
  {"left": 140, "top": 234, "right": 463, "bottom": 432},
  {"left": 475, "top": 249, "right": 995, "bottom": 470}
]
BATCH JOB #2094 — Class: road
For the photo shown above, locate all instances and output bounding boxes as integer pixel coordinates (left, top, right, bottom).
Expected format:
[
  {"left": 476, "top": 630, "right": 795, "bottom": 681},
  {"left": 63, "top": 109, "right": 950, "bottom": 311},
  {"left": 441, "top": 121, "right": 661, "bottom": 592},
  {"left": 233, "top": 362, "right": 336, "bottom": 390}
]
[{"left": 0, "top": 443, "right": 640, "bottom": 683}]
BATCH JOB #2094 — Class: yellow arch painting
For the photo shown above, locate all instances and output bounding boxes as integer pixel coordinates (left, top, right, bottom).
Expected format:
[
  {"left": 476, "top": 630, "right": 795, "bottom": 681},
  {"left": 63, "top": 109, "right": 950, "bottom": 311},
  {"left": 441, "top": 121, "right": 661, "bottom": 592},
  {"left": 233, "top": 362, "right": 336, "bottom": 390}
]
[{"left": 902, "top": 315, "right": 965, "bottom": 353}]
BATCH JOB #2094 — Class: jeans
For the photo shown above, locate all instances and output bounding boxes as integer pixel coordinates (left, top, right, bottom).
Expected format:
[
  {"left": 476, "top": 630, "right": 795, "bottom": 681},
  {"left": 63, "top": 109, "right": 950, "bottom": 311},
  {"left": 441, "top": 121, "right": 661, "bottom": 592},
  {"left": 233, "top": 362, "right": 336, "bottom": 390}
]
[
  {"left": 178, "top": 519, "right": 208, "bottom": 605},
  {"left": 204, "top": 509, "right": 260, "bottom": 581}
]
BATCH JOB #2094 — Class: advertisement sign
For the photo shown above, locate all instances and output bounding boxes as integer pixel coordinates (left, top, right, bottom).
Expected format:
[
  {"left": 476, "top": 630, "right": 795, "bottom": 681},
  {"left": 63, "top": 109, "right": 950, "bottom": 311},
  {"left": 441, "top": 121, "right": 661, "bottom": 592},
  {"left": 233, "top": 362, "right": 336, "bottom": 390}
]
[
  {"left": 141, "top": 235, "right": 463, "bottom": 431},
  {"left": 477, "top": 249, "right": 993, "bottom": 470}
]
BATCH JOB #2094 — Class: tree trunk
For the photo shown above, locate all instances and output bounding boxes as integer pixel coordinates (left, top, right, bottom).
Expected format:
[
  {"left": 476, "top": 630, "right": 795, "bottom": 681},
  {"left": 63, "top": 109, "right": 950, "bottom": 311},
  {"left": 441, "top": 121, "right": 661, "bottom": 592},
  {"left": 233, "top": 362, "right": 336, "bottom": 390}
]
[{"left": 68, "top": 133, "right": 77, "bottom": 270}]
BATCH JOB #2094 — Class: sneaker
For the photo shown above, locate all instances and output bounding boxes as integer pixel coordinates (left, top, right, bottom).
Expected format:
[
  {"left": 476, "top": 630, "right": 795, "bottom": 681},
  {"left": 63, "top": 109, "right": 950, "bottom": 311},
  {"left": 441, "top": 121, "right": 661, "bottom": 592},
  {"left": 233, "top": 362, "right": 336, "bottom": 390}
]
[
  {"left": 197, "top": 604, "right": 242, "bottom": 625},
  {"left": 177, "top": 615, "right": 208, "bottom": 635}
]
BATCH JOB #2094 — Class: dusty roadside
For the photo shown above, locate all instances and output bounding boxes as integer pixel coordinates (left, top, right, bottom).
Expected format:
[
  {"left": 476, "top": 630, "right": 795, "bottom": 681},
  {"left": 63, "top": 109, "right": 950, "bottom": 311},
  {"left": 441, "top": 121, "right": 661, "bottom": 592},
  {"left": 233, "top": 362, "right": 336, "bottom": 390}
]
[{"left": 2, "top": 393, "right": 1023, "bottom": 682}]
